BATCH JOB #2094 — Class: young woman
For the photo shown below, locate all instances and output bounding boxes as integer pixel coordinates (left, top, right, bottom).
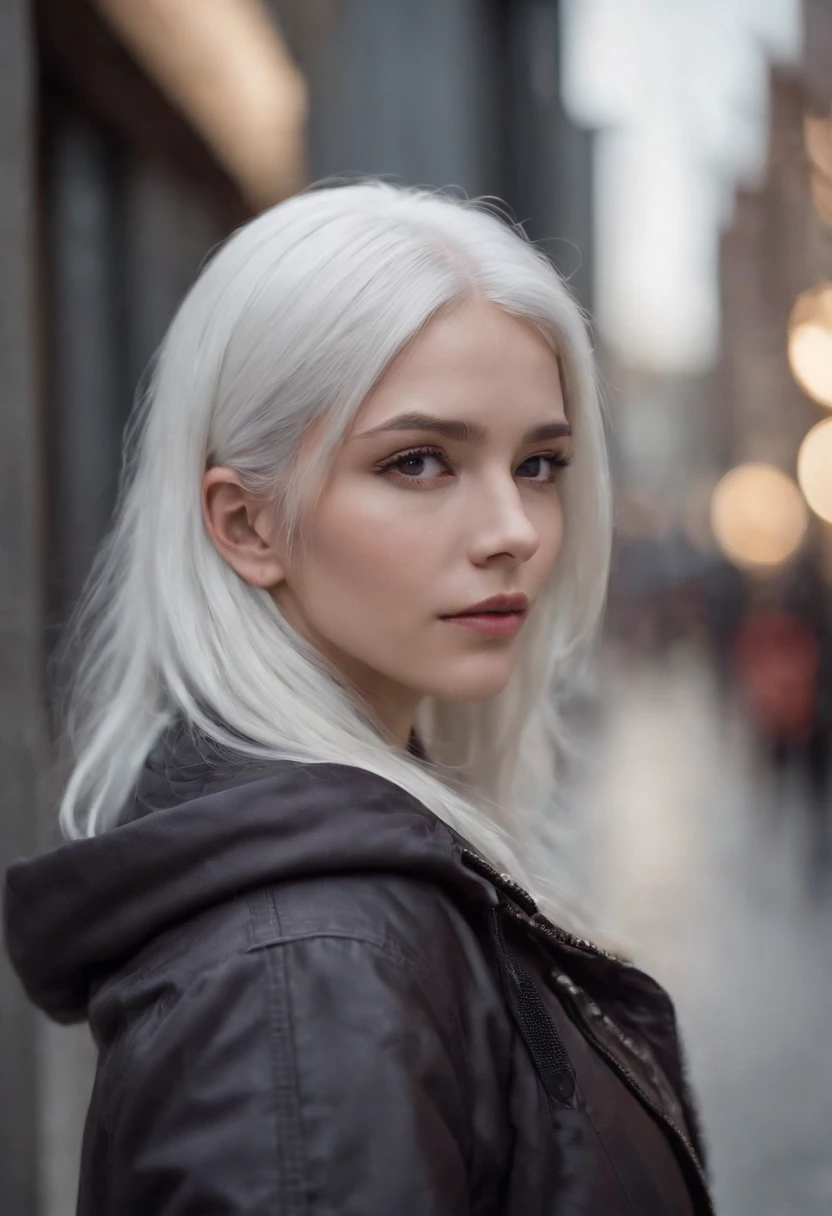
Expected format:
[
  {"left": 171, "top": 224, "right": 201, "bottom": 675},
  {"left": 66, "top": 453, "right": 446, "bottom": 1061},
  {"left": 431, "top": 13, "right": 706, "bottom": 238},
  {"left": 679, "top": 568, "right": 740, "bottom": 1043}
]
[{"left": 4, "top": 181, "right": 713, "bottom": 1214}]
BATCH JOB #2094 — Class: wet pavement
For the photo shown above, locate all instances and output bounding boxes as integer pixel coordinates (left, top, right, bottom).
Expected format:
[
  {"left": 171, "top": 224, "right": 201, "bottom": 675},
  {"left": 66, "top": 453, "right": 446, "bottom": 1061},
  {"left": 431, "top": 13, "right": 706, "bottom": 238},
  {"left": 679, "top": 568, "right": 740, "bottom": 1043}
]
[{"left": 569, "top": 643, "right": 832, "bottom": 1216}]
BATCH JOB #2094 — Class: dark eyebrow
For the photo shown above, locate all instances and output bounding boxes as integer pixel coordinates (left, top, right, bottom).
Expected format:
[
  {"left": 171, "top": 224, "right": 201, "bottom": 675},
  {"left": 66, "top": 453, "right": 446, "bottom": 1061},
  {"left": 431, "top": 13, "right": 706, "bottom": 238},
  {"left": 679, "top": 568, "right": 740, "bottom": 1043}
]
[{"left": 352, "top": 411, "right": 572, "bottom": 445}]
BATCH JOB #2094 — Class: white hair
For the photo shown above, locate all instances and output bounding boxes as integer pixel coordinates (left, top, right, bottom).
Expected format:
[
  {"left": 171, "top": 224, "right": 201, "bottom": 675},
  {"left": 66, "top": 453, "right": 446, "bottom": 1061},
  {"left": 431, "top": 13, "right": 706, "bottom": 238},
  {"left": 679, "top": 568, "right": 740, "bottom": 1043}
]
[{"left": 54, "top": 179, "right": 612, "bottom": 927}]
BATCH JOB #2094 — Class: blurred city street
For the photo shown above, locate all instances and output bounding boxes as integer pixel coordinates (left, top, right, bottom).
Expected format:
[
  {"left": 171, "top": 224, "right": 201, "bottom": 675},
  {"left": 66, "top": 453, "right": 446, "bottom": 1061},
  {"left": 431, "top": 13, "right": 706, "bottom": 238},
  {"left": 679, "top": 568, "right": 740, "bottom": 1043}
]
[
  {"left": 3, "top": 0, "right": 832, "bottom": 1211},
  {"left": 572, "top": 644, "right": 832, "bottom": 1216}
]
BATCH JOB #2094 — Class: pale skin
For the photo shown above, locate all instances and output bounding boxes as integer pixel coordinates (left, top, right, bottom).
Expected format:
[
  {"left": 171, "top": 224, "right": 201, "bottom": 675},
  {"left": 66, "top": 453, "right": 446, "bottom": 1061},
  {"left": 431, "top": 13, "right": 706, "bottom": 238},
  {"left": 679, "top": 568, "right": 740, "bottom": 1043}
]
[{"left": 202, "top": 299, "right": 571, "bottom": 750}]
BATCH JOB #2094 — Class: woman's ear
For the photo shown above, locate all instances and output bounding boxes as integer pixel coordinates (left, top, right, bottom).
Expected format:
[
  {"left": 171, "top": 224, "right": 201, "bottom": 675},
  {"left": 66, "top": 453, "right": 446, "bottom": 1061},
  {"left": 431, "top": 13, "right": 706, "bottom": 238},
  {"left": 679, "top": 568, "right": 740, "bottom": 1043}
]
[{"left": 201, "top": 467, "right": 286, "bottom": 589}]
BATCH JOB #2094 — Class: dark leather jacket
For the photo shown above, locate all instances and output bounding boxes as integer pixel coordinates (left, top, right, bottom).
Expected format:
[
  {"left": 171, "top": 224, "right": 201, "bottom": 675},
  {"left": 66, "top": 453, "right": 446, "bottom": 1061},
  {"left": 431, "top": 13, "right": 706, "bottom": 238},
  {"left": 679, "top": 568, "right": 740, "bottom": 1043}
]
[{"left": 4, "top": 725, "right": 715, "bottom": 1215}]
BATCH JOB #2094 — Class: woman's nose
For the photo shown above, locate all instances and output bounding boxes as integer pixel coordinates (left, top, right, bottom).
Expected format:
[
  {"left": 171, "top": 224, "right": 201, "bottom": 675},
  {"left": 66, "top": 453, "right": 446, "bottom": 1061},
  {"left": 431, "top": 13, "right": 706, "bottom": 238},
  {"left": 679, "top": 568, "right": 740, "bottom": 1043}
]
[{"left": 466, "top": 481, "right": 542, "bottom": 565}]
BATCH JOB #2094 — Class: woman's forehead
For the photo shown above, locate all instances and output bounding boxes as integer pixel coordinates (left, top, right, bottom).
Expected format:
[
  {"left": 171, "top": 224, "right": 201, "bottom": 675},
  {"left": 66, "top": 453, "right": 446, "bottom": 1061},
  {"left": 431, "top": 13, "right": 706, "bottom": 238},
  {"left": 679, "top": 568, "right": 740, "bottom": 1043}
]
[{"left": 349, "top": 305, "right": 567, "bottom": 435}]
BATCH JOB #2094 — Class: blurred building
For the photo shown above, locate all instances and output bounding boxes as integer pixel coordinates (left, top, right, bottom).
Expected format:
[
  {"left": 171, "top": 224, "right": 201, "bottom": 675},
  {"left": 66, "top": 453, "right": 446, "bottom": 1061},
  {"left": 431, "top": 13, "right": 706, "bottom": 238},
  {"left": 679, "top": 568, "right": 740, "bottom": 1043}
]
[
  {"left": 606, "top": 0, "right": 832, "bottom": 653},
  {"left": 1, "top": 2, "right": 596, "bottom": 1212},
  {"left": 717, "top": 47, "right": 830, "bottom": 474},
  {"left": 714, "top": 0, "right": 832, "bottom": 574},
  {"left": 711, "top": 0, "right": 832, "bottom": 836}
]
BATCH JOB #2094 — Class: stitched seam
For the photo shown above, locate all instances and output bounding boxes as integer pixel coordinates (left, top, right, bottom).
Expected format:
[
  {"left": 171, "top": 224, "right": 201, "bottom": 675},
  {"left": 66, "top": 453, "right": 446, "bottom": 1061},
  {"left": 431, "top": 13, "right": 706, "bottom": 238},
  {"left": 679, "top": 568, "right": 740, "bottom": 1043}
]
[
  {"left": 247, "top": 929, "right": 467, "bottom": 1050},
  {"left": 266, "top": 886, "right": 282, "bottom": 937},
  {"left": 268, "top": 934, "right": 472, "bottom": 1175},
  {"left": 111, "top": 926, "right": 460, "bottom": 1051},
  {"left": 583, "top": 1104, "right": 639, "bottom": 1216},
  {"left": 264, "top": 945, "right": 308, "bottom": 1214}
]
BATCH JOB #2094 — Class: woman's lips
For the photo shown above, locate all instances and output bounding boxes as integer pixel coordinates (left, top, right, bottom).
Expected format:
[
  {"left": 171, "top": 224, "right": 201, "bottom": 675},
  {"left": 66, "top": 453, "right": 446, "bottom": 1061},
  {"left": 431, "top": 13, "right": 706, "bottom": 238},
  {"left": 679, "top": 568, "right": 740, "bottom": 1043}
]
[{"left": 440, "top": 611, "right": 527, "bottom": 638}]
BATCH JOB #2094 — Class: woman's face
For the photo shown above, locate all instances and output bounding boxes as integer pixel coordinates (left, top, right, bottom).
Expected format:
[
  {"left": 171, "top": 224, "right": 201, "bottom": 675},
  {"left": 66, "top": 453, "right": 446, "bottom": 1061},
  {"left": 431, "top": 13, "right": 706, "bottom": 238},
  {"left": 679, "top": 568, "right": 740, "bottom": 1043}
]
[
  {"left": 203, "top": 298, "right": 571, "bottom": 747},
  {"left": 270, "top": 299, "right": 571, "bottom": 745}
]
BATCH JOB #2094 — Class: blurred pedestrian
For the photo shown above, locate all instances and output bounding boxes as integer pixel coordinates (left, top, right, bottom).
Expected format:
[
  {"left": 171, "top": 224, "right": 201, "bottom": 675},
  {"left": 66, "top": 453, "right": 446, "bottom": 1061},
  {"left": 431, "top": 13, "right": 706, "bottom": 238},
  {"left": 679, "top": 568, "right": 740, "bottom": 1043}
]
[{"left": 731, "top": 605, "right": 831, "bottom": 888}]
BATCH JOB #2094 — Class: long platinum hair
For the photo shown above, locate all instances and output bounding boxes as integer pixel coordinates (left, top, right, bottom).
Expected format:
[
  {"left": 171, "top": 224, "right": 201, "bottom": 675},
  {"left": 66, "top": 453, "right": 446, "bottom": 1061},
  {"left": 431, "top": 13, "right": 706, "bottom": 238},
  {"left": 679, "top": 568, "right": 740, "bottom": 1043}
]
[{"left": 54, "top": 180, "right": 612, "bottom": 927}]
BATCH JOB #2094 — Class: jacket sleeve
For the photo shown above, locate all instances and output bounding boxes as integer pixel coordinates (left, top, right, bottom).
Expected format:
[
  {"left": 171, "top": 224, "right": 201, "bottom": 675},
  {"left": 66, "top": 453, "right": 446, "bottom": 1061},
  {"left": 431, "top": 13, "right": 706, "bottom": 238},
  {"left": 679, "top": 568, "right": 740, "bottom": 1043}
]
[{"left": 109, "top": 934, "right": 472, "bottom": 1214}]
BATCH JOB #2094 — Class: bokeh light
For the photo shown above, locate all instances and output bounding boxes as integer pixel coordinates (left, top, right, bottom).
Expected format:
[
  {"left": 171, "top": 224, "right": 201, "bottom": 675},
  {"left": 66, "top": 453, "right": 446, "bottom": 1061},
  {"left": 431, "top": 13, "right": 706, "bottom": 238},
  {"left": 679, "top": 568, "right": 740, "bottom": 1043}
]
[
  {"left": 797, "top": 418, "right": 832, "bottom": 524},
  {"left": 710, "top": 463, "right": 808, "bottom": 569},
  {"left": 787, "top": 286, "right": 832, "bottom": 407}
]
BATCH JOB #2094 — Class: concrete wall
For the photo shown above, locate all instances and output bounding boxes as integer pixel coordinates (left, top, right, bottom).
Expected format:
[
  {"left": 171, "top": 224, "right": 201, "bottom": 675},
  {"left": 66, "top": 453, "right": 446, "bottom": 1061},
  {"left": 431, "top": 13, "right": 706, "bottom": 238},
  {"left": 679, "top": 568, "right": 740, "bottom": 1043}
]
[
  {"left": 0, "top": 2, "right": 42, "bottom": 1212},
  {"left": 294, "top": 0, "right": 594, "bottom": 312},
  {"left": 304, "top": 0, "right": 502, "bottom": 199},
  {"left": 38, "top": 118, "right": 228, "bottom": 1216}
]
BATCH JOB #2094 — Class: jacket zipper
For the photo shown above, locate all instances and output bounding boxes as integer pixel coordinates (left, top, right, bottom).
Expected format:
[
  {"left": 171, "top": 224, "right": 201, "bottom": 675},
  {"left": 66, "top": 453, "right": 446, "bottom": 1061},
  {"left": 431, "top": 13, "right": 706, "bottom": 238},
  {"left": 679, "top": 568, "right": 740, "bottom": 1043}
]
[
  {"left": 488, "top": 905, "right": 577, "bottom": 1108},
  {"left": 550, "top": 964, "right": 716, "bottom": 1215},
  {"left": 459, "top": 847, "right": 715, "bottom": 1215},
  {"left": 458, "top": 847, "right": 626, "bottom": 962}
]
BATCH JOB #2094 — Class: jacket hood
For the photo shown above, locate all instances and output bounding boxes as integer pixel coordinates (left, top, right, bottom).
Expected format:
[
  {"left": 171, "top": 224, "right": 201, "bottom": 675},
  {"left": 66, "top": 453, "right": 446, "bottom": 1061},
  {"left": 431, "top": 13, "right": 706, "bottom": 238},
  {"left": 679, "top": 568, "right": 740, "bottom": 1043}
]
[{"left": 3, "top": 724, "right": 497, "bottom": 1024}]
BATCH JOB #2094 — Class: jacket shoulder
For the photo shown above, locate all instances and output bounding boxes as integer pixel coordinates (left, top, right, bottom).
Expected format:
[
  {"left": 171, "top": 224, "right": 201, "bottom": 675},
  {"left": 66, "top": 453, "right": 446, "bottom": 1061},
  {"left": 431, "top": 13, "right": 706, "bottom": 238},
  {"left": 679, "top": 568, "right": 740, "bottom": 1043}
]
[
  {"left": 95, "top": 922, "right": 479, "bottom": 1214},
  {"left": 91, "top": 868, "right": 495, "bottom": 1051},
  {"left": 267, "top": 869, "right": 483, "bottom": 962}
]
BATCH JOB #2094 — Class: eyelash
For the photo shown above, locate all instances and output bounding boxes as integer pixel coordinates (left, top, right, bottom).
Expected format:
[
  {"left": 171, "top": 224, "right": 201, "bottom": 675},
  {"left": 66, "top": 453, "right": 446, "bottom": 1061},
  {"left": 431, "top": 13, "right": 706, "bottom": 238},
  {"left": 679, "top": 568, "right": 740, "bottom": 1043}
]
[{"left": 376, "top": 444, "right": 573, "bottom": 487}]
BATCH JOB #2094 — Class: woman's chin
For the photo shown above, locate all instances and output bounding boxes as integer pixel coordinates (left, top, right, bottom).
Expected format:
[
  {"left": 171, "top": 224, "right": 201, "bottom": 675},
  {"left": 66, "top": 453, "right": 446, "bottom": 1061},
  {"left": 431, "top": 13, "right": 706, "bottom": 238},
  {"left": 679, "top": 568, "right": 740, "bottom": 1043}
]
[{"left": 423, "top": 662, "right": 516, "bottom": 704}]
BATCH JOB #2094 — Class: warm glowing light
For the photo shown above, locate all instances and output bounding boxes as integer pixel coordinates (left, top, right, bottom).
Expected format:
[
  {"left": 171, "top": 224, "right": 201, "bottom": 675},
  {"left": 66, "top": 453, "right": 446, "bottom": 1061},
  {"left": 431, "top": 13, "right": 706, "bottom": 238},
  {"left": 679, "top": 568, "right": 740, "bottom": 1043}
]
[
  {"left": 797, "top": 419, "right": 832, "bottom": 524},
  {"left": 710, "top": 464, "right": 808, "bottom": 569},
  {"left": 787, "top": 286, "right": 832, "bottom": 408},
  {"left": 94, "top": 0, "right": 308, "bottom": 207},
  {"left": 789, "top": 324, "right": 832, "bottom": 404}
]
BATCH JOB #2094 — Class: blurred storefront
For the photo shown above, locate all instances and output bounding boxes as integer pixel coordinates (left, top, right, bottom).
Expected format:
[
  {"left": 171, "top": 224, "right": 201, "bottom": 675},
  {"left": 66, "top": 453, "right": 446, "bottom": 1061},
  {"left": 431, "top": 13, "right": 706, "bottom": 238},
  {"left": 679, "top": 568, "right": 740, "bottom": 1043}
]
[{"left": 1, "top": 2, "right": 595, "bottom": 1212}]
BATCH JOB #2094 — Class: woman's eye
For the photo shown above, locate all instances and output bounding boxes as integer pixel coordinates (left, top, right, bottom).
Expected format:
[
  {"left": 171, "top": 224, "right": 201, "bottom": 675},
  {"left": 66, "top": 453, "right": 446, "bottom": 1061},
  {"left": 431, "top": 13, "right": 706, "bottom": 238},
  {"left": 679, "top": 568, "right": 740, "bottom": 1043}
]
[
  {"left": 392, "top": 450, "right": 447, "bottom": 478},
  {"left": 379, "top": 447, "right": 572, "bottom": 484},
  {"left": 379, "top": 447, "right": 449, "bottom": 480},
  {"left": 519, "top": 453, "right": 572, "bottom": 482}
]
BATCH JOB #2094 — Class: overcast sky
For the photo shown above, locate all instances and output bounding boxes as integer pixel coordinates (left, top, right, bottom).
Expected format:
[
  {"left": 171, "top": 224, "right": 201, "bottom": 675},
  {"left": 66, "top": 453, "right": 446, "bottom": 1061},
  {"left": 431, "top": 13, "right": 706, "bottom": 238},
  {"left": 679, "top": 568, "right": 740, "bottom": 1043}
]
[{"left": 560, "top": 0, "right": 802, "bottom": 373}]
